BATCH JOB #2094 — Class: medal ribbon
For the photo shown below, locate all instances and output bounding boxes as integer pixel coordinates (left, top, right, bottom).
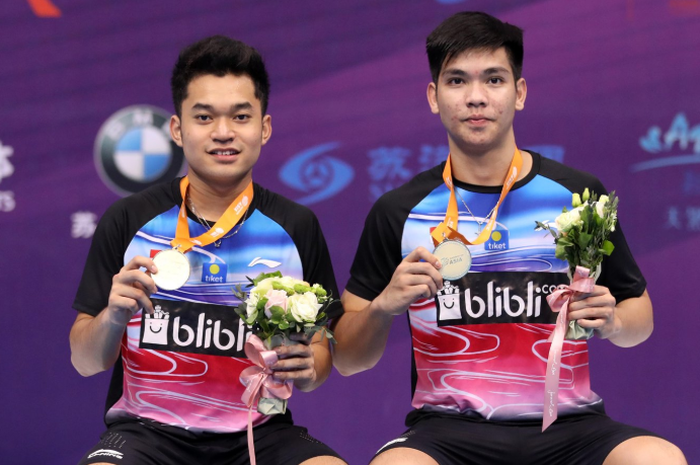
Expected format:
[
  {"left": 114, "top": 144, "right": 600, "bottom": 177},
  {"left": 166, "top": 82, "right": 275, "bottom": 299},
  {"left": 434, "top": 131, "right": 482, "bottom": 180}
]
[
  {"left": 541, "top": 265, "right": 595, "bottom": 431},
  {"left": 170, "top": 176, "right": 253, "bottom": 253},
  {"left": 431, "top": 148, "right": 522, "bottom": 247}
]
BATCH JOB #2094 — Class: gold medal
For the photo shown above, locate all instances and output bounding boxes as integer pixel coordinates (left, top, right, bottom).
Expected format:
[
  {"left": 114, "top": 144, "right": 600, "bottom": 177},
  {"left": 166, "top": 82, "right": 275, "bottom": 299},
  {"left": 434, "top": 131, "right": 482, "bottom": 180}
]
[
  {"left": 433, "top": 240, "right": 471, "bottom": 280},
  {"left": 152, "top": 249, "right": 191, "bottom": 290}
]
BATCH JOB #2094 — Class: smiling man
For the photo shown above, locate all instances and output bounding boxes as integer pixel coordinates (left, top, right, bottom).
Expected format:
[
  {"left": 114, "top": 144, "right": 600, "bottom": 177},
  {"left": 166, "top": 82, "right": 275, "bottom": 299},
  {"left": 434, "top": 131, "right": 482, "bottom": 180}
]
[
  {"left": 70, "top": 36, "right": 345, "bottom": 465},
  {"left": 332, "top": 11, "right": 686, "bottom": 465}
]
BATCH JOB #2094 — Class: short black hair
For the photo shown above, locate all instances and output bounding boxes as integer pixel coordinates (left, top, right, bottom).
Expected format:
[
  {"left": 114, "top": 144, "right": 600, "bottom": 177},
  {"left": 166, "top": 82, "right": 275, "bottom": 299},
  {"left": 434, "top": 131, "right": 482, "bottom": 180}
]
[
  {"left": 170, "top": 35, "right": 270, "bottom": 117},
  {"left": 426, "top": 11, "right": 524, "bottom": 83}
]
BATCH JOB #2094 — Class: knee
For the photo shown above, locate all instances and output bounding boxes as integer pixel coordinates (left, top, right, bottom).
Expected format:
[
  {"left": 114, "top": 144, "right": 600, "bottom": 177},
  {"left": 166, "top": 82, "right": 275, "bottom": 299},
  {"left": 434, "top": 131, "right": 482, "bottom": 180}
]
[
  {"left": 604, "top": 436, "right": 687, "bottom": 465},
  {"left": 370, "top": 448, "right": 439, "bottom": 465}
]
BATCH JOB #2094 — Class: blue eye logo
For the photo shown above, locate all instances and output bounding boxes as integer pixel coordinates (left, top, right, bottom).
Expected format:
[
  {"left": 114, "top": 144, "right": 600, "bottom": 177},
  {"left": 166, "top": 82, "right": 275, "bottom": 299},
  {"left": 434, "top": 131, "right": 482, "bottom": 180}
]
[{"left": 279, "top": 142, "right": 354, "bottom": 205}]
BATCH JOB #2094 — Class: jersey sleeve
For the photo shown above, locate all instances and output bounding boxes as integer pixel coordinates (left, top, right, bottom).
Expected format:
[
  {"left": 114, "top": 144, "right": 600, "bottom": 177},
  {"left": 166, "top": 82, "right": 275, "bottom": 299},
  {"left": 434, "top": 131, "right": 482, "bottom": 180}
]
[
  {"left": 72, "top": 201, "right": 132, "bottom": 316},
  {"left": 345, "top": 192, "right": 406, "bottom": 302},
  {"left": 296, "top": 212, "right": 344, "bottom": 321},
  {"left": 538, "top": 155, "right": 646, "bottom": 302}
]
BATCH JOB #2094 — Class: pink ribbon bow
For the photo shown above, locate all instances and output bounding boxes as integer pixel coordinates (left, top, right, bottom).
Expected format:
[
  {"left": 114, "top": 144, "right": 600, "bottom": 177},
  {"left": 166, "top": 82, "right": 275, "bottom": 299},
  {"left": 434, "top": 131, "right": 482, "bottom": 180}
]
[
  {"left": 240, "top": 334, "right": 293, "bottom": 465},
  {"left": 542, "top": 266, "right": 596, "bottom": 432}
]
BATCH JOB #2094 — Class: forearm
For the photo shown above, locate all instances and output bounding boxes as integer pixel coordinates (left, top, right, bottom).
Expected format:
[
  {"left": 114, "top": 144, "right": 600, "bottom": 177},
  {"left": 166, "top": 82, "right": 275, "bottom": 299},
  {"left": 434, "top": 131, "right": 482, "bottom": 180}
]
[
  {"left": 332, "top": 296, "right": 395, "bottom": 376},
  {"left": 602, "top": 290, "right": 653, "bottom": 348},
  {"left": 69, "top": 311, "right": 126, "bottom": 376}
]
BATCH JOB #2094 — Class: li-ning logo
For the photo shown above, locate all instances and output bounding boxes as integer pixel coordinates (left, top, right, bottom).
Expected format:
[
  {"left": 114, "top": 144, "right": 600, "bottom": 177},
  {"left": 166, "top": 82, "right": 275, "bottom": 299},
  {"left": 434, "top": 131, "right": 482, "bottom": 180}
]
[
  {"left": 633, "top": 113, "right": 700, "bottom": 172},
  {"left": 140, "top": 299, "right": 251, "bottom": 357},
  {"left": 87, "top": 449, "right": 124, "bottom": 460},
  {"left": 279, "top": 142, "right": 354, "bottom": 205},
  {"left": 94, "top": 105, "right": 185, "bottom": 196},
  {"left": 248, "top": 257, "right": 282, "bottom": 268},
  {"left": 435, "top": 272, "right": 569, "bottom": 326}
]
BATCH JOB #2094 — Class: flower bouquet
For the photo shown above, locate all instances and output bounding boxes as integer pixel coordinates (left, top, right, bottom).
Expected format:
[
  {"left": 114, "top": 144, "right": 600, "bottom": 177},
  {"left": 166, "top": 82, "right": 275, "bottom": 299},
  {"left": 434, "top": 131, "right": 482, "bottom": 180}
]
[
  {"left": 535, "top": 188, "right": 619, "bottom": 340},
  {"left": 234, "top": 271, "right": 335, "bottom": 415},
  {"left": 535, "top": 189, "right": 619, "bottom": 431}
]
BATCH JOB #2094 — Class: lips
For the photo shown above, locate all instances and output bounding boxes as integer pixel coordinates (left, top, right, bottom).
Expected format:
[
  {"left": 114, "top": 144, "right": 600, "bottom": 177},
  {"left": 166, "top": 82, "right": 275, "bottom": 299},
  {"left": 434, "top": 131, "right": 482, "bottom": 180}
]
[
  {"left": 464, "top": 115, "right": 491, "bottom": 126},
  {"left": 208, "top": 149, "right": 240, "bottom": 156}
]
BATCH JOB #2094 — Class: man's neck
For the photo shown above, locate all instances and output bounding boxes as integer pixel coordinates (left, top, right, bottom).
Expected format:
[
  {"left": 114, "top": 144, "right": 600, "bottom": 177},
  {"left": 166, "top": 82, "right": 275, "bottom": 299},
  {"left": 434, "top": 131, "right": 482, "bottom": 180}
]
[
  {"left": 449, "top": 137, "right": 531, "bottom": 186},
  {"left": 186, "top": 174, "right": 252, "bottom": 221}
]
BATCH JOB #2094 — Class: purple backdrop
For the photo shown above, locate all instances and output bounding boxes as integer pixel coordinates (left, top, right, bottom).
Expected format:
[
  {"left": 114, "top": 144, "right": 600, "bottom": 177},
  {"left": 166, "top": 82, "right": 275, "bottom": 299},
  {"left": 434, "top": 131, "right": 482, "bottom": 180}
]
[{"left": 1, "top": 0, "right": 698, "bottom": 463}]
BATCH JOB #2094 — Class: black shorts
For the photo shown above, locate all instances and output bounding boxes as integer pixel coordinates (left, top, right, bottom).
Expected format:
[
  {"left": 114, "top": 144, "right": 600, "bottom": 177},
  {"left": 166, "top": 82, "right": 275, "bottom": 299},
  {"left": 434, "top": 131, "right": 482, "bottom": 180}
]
[
  {"left": 374, "top": 412, "right": 661, "bottom": 465},
  {"left": 77, "top": 418, "right": 343, "bottom": 465}
]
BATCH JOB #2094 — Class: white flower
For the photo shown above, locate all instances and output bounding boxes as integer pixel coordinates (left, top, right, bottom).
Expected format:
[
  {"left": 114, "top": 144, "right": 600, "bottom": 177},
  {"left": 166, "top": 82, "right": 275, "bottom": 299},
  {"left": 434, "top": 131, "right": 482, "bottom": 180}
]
[
  {"left": 251, "top": 278, "right": 276, "bottom": 300},
  {"left": 246, "top": 292, "right": 259, "bottom": 318},
  {"left": 595, "top": 195, "right": 609, "bottom": 217},
  {"left": 288, "top": 292, "right": 322, "bottom": 323},
  {"left": 555, "top": 207, "right": 583, "bottom": 232}
]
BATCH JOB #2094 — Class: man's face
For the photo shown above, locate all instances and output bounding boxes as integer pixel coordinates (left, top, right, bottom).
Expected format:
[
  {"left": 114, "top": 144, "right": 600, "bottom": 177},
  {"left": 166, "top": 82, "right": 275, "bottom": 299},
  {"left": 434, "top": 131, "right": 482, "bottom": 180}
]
[
  {"left": 427, "top": 47, "right": 526, "bottom": 155},
  {"left": 170, "top": 73, "right": 271, "bottom": 189}
]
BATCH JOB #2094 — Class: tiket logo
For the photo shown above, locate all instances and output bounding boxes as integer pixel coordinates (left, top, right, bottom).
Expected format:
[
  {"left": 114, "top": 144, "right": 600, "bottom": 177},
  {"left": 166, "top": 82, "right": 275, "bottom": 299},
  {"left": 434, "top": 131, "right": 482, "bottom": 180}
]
[
  {"left": 202, "top": 263, "right": 228, "bottom": 283},
  {"left": 435, "top": 272, "right": 569, "bottom": 326},
  {"left": 485, "top": 229, "right": 509, "bottom": 251}
]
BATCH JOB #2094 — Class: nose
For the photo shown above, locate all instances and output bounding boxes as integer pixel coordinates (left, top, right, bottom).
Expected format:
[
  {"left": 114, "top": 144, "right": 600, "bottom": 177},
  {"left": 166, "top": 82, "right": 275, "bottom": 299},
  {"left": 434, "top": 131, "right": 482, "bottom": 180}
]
[
  {"left": 466, "top": 83, "right": 487, "bottom": 108},
  {"left": 211, "top": 118, "right": 234, "bottom": 143}
]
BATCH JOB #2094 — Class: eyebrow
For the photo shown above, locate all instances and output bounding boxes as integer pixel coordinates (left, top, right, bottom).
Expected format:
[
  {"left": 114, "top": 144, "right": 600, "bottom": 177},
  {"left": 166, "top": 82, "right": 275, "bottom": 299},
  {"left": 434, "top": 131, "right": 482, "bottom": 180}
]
[
  {"left": 191, "top": 102, "right": 253, "bottom": 113},
  {"left": 441, "top": 66, "right": 512, "bottom": 78}
]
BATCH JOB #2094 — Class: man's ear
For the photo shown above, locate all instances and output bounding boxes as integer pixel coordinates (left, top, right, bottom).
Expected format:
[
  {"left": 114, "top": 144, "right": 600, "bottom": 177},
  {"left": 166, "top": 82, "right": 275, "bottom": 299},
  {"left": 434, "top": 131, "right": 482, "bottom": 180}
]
[
  {"left": 427, "top": 82, "right": 440, "bottom": 115},
  {"left": 170, "top": 115, "right": 183, "bottom": 147},
  {"left": 261, "top": 114, "right": 272, "bottom": 146},
  {"left": 515, "top": 77, "right": 527, "bottom": 111}
]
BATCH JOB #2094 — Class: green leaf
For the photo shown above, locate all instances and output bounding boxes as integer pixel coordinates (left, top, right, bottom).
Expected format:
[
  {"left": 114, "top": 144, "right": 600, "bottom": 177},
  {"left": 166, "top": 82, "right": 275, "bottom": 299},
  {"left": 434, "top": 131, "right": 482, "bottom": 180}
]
[
  {"left": 601, "top": 240, "right": 615, "bottom": 256},
  {"left": 577, "top": 232, "right": 592, "bottom": 249},
  {"left": 251, "top": 271, "right": 282, "bottom": 286}
]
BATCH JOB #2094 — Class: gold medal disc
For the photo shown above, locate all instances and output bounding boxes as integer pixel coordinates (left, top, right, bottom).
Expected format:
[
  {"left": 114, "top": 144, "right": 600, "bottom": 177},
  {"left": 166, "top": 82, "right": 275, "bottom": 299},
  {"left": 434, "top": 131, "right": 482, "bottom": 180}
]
[
  {"left": 152, "top": 249, "right": 191, "bottom": 290},
  {"left": 433, "top": 240, "right": 472, "bottom": 280}
]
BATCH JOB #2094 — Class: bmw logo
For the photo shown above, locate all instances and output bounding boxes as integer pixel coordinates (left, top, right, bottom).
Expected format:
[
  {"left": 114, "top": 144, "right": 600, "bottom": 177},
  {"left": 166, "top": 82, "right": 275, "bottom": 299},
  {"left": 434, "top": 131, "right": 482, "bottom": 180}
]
[{"left": 94, "top": 105, "right": 185, "bottom": 195}]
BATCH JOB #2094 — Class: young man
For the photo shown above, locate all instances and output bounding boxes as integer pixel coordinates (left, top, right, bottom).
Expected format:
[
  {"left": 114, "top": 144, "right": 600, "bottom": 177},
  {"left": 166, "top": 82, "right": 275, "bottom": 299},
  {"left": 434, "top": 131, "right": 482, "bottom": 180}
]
[
  {"left": 70, "top": 36, "right": 346, "bottom": 465},
  {"left": 333, "top": 12, "right": 686, "bottom": 465}
]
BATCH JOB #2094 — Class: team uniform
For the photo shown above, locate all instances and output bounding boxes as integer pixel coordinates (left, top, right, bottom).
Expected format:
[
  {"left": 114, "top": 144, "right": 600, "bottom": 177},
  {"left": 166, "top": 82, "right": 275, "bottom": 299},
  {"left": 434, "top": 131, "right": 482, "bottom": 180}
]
[
  {"left": 73, "top": 178, "right": 342, "bottom": 465},
  {"left": 346, "top": 152, "right": 658, "bottom": 464}
]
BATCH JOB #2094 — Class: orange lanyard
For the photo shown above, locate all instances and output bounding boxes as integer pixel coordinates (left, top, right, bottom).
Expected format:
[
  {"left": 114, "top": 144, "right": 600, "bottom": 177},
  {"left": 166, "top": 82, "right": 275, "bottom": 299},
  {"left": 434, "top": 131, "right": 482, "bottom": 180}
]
[
  {"left": 431, "top": 149, "right": 522, "bottom": 247},
  {"left": 170, "top": 176, "right": 254, "bottom": 253}
]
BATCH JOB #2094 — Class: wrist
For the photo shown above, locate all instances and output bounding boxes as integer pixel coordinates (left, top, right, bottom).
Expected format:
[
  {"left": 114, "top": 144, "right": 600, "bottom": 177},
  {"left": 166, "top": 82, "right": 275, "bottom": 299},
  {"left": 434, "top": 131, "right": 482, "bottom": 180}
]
[{"left": 369, "top": 296, "right": 400, "bottom": 320}]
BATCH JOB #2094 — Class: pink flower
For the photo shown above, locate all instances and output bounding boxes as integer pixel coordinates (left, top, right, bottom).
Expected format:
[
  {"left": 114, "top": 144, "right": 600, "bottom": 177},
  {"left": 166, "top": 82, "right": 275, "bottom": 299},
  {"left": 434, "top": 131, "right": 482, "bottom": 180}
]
[{"left": 264, "top": 289, "right": 288, "bottom": 318}]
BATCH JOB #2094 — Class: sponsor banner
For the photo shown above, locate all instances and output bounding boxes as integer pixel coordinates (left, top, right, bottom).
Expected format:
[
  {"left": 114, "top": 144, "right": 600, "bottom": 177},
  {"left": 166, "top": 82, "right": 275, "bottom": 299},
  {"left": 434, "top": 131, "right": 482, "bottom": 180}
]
[
  {"left": 140, "top": 299, "right": 250, "bottom": 357},
  {"left": 435, "top": 272, "right": 570, "bottom": 326}
]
